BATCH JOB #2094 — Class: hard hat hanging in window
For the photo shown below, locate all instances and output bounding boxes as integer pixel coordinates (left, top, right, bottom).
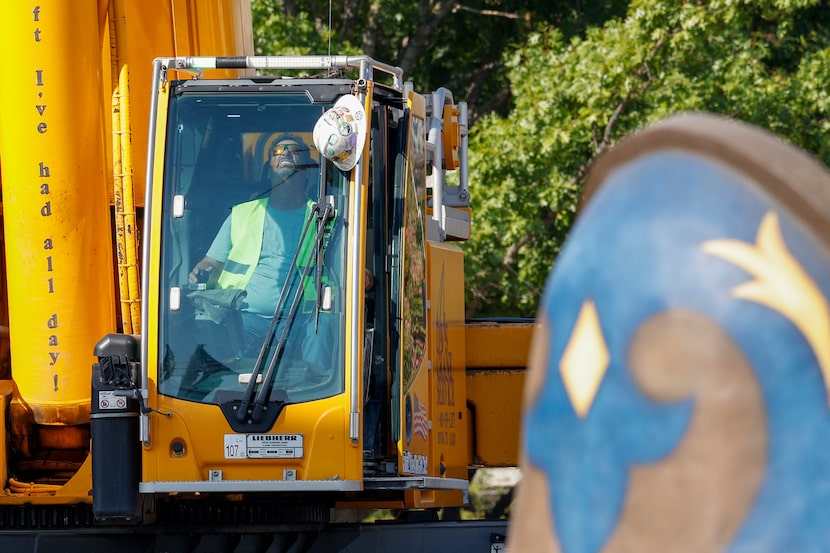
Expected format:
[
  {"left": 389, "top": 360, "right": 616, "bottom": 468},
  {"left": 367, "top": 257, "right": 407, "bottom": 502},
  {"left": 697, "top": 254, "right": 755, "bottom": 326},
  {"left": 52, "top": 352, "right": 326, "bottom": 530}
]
[{"left": 313, "top": 94, "right": 367, "bottom": 171}]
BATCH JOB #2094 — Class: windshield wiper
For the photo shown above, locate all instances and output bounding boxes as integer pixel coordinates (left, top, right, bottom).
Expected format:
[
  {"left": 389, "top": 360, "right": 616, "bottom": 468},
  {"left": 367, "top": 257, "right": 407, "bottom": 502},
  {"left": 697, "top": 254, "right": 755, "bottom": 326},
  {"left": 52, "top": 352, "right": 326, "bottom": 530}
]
[
  {"left": 313, "top": 196, "right": 336, "bottom": 332},
  {"left": 234, "top": 205, "right": 315, "bottom": 423},
  {"left": 234, "top": 200, "right": 335, "bottom": 425}
]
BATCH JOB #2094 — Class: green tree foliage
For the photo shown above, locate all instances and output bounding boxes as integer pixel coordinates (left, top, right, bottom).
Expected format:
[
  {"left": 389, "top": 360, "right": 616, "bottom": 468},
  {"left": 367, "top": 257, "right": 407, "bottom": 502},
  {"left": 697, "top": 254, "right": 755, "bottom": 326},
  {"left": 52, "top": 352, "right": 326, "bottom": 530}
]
[
  {"left": 251, "top": 1, "right": 830, "bottom": 318},
  {"left": 465, "top": 0, "right": 830, "bottom": 317},
  {"left": 251, "top": 1, "right": 628, "bottom": 121}
]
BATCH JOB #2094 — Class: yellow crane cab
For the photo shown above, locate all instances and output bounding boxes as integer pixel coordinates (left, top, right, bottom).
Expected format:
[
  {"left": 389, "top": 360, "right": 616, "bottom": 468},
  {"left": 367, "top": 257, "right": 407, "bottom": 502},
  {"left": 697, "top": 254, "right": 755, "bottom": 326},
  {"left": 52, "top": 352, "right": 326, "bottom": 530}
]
[{"left": 90, "top": 56, "right": 473, "bottom": 522}]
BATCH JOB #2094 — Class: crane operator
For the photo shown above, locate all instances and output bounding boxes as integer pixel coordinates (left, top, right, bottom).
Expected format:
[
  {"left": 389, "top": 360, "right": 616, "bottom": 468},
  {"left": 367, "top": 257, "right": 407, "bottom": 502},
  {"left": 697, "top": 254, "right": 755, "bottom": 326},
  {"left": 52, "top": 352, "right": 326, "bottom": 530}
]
[{"left": 188, "top": 134, "right": 333, "bottom": 371}]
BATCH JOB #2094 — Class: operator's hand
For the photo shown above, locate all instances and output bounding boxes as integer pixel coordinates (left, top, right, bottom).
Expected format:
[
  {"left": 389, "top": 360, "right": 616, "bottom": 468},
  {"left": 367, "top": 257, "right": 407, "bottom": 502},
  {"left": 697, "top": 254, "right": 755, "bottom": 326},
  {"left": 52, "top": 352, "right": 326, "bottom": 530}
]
[{"left": 188, "top": 256, "right": 223, "bottom": 286}]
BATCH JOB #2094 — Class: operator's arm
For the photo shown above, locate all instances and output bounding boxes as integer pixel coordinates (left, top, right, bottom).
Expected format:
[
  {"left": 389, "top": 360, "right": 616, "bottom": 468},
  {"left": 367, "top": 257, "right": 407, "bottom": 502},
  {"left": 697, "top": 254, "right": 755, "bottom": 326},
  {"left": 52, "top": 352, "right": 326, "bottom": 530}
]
[
  {"left": 188, "top": 256, "right": 224, "bottom": 287},
  {"left": 190, "top": 214, "right": 232, "bottom": 287}
]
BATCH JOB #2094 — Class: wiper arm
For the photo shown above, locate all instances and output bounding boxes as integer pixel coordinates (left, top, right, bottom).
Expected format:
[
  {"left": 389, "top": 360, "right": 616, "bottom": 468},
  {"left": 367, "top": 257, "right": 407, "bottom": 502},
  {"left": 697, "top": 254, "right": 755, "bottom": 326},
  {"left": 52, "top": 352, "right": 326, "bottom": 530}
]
[
  {"left": 250, "top": 203, "right": 335, "bottom": 421},
  {"left": 248, "top": 256, "right": 316, "bottom": 421},
  {"left": 236, "top": 205, "right": 319, "bottom": 422},
  {"left": 313, "top": 198, "right": 335, "bottom": 332},
  {"left": 237, "top": 200, "right": 335, "bottom": 424}
]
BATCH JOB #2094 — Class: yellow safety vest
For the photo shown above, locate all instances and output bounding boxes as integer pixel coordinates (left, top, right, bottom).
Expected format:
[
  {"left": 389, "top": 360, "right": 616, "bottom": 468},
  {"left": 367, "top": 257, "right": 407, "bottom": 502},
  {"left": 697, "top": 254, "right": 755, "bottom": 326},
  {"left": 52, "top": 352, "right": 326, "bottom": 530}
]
[{"left": 216, "top": 198, "right": 330, "bottom": 305}]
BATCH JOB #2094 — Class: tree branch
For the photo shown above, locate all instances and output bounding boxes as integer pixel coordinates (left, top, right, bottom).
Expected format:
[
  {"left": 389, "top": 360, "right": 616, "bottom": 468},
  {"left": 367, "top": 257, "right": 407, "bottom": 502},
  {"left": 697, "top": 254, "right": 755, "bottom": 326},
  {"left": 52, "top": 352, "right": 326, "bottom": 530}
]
[
  {"left": 453, "top": 3, "right": 523, "bottom": 20},
  {"left": 576, "top": 35, "right": 669, "bottom": 184},
  {"left": 340, "top": 0, "right": 362, "bottom": 45},
  {"left": 457, "top": 60, "right": 508, "bottom": 122},
  {"left": 280, "top": 0, "right": 297, "bottom": 19},
  {"left": 398, "top": 0, "right": 458, "bottom": 76},
  {"left": 503, "top": 234, "right": 533, "bottom": 266},
  {"left": 361, "top": 1, "right": 383, "bottom": 55},
  {"left": 501, "top": 207, "right": 556, "bottom": 272},
  {"left": 471, "top": 88, "right": 510, "bottom": 124}
]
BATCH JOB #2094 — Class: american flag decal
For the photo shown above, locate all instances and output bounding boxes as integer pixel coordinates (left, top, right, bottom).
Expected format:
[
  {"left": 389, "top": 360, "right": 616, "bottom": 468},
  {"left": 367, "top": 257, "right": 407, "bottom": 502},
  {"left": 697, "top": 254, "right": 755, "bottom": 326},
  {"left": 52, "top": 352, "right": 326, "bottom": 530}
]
[{"left": 413, "top": 394, "right": 429, "bottom": 440}]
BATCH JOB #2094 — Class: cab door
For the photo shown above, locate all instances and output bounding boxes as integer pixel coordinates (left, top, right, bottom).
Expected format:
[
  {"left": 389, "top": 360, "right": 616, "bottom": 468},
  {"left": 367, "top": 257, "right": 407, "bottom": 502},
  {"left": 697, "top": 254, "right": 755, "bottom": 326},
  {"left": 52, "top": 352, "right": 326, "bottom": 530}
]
[{"left": 394, "top": 92, "right": 431, "bottom": 478}]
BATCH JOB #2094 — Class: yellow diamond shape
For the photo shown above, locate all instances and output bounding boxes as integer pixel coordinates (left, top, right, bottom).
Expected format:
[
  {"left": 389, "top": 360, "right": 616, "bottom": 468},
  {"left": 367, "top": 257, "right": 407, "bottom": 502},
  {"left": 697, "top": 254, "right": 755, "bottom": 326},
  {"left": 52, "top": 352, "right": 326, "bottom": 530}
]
[{"left": 560, "top": 300, "right": 609, "bottom": 418}]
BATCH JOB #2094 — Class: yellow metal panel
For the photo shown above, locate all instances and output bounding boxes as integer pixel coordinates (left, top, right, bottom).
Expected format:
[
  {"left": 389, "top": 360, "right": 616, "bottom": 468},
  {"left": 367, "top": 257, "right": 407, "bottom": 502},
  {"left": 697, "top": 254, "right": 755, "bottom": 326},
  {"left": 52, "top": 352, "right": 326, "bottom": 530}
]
[
  {"left": 464, "top": 321, "right": 532, "bottom": 466},
  {"left": 338, "top": 87, "right": 374, "bottom": 477},
  {"left": 141, "top": 82, "right": 171, "bottom": 480},
  {"left": 426, "top": 242, "right": 468, "bottom": 481},
  {"left": 404, "top": 489, "right": 465, "bottom": 510},
  {"left": 465, "top": 321, "right": 535, "bottom": 369},
  {"left": 54, "top": 454, "right": 93, "bottom": 500},
  {"left": 145, "top": 396, "right": 352, "bottom": 483},
  {"left": 191, "top": 0, "right": 254, "bottom": 62},
  {"left": 398, "top": 92, "right": 431, "bottom": 481},
  {"left": 0, "top": 1, "right": 116, "bottom": 424},
  {"left": 466, "top": 369, "right": 524, "bottom": 467},
  {"left": 106, "top": 0, "right": 254, "bottom": 208}
]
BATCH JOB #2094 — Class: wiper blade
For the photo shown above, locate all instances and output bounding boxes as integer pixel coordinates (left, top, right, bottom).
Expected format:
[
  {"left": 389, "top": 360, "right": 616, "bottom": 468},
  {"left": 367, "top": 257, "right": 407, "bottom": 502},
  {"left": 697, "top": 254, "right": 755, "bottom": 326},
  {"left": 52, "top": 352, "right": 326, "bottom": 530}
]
[
  {"left": 235, "top": 205, "right": 318, "bottom": 423},
  {"left": 313, "top": 198, "right": 336, "bottom": 332},
  {"left": 249, "top": 260, "right": 312, "bottom": 422},
  {"left": 236, "top": 200, "right": 335, "bottom": 424}
]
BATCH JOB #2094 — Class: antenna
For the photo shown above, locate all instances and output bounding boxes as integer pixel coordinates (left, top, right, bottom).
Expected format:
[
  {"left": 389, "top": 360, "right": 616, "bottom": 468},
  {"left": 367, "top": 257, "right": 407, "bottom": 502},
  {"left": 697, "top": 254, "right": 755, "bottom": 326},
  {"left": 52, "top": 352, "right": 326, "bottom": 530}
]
[{"left": 327, "top": 0, "right": 333, "bottom": 57}]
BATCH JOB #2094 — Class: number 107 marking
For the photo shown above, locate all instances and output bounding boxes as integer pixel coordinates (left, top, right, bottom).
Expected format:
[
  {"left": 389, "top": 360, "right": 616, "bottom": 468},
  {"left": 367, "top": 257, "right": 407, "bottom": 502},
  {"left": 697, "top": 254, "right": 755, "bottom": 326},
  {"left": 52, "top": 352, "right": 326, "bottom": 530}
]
[{"left": 224, "top": 434, "right": 246, "bottom": 459}]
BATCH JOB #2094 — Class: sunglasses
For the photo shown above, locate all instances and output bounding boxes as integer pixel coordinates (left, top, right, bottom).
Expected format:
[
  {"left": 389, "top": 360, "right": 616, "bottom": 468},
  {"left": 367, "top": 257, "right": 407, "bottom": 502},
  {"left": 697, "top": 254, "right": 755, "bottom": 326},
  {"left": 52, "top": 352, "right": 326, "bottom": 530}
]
[{"left": 272, "top": 143, "right": 307, "bottom": 156}]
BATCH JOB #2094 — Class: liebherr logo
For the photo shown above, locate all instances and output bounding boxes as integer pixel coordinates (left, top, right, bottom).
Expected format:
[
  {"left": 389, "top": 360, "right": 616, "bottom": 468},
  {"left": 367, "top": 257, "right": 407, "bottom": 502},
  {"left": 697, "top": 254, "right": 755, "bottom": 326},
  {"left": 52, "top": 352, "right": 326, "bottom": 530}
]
[{"left": 250, "top": 435, "right": 299, "bottom": 441}]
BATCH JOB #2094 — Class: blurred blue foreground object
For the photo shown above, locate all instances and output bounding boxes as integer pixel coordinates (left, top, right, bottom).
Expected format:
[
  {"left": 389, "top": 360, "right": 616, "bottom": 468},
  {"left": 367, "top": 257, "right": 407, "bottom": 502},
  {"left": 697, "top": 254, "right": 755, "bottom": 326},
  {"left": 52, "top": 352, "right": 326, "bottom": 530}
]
[{"left": 509, "top": 112, "right": 830, "bottom": 553}]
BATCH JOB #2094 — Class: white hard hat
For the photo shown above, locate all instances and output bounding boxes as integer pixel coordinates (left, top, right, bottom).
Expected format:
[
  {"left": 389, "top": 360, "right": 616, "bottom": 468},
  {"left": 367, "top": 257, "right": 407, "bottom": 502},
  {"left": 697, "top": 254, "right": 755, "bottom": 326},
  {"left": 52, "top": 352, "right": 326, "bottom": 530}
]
[{"left": 313, "top": 94, "right": 367, "bottom": 171}]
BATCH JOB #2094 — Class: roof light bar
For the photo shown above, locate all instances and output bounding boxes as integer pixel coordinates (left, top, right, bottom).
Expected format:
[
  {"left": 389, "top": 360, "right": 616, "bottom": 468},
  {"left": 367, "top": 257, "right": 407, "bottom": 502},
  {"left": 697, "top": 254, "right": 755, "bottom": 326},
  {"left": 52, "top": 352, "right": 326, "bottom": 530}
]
[{"left": 160, "top": 55, "right": 404, "bottom": 90}]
